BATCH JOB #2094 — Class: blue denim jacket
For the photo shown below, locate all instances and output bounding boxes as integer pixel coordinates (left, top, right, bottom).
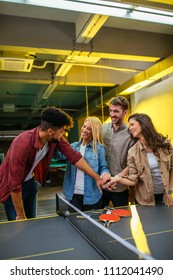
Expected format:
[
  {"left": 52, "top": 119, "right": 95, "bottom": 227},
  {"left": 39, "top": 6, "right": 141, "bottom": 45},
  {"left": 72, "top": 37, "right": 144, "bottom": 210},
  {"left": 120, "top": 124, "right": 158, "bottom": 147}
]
[{"left": 63, "top": 140, "right": 110, "bottom": 205}]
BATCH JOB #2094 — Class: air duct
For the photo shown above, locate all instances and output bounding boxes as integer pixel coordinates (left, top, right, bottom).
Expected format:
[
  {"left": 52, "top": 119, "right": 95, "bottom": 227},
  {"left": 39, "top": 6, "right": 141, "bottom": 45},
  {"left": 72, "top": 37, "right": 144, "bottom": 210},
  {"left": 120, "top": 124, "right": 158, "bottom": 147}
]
[{"left": 0, "top": 57, "right": 34, "bottom": 72}]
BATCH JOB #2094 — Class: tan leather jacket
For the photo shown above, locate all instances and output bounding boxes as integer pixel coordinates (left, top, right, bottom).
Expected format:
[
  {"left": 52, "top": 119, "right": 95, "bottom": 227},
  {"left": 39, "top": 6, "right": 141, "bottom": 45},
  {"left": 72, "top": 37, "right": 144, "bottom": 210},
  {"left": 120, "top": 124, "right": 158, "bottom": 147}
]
[{"left": 127, "top": 140, "right": 173, "bottom": 205}]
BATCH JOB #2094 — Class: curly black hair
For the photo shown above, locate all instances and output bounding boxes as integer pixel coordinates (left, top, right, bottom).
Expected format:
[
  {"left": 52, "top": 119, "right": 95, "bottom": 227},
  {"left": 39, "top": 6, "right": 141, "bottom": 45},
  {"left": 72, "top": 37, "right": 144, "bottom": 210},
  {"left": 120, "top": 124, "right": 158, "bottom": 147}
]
[{"left": 40, "top": 107, "right": 74, "bottom": 130}]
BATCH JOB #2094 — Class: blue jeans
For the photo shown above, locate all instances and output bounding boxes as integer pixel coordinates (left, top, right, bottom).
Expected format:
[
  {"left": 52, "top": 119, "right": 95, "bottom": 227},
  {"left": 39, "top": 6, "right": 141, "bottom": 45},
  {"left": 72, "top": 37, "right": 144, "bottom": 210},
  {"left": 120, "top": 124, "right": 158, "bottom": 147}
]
[{"left": 4, "top": 177, "right": 38, "bottom": 221}]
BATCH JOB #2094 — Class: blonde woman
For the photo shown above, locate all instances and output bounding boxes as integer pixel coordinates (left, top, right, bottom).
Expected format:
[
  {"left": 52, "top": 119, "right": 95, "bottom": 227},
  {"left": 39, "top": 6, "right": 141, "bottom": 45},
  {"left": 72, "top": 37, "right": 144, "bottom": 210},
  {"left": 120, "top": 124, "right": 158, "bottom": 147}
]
[{"left": 63, "top": 117, "right": 110, "bottom": 211}]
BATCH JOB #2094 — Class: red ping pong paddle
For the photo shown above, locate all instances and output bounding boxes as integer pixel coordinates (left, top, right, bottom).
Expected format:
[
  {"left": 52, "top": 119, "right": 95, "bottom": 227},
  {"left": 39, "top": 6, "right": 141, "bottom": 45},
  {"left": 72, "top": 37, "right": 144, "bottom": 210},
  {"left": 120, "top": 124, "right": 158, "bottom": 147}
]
[
  {"left": 111, "top": 209, "right": 131, "bottom": 217},
  {"left": 99, "top": 213, "right": 120, "bottom": 227}
]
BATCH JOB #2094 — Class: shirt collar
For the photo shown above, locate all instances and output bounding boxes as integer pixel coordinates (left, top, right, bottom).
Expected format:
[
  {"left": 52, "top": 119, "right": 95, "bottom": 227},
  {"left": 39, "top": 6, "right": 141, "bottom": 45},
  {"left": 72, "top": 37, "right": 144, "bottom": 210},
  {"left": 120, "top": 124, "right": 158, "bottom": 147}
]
[
  {"left": 79, "top": 139, "right": 93, "bottom": 147},
  {"left": 111, "top": 122, "right": 128, "bottom": 132},
  {"left": 34, "top": 126, "right": 41, "bottom": 149},
  {"left": 136, "top": 140, "right": 145, "bottom": 151}
]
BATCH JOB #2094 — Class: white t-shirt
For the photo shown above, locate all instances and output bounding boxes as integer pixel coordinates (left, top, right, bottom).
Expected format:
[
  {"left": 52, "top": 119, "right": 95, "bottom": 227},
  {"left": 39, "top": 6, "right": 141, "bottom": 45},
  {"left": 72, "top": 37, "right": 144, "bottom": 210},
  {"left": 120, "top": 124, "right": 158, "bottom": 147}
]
[
  {"left": 25, "top": 143, "right": 49, "bottom": 181},
  {"left": 147, "top": 152, "right": 164, "bottom": 194},
  {"left": 74, "top": 144, "right": 86, "bottom": 195}
]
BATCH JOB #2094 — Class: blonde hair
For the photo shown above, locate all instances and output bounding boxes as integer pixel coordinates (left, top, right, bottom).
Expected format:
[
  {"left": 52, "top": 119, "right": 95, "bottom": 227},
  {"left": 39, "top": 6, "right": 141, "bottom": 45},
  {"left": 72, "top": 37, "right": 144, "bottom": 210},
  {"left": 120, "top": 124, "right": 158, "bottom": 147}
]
[{"left": 82, "top": 116, "right": 104, "bottom": 154}]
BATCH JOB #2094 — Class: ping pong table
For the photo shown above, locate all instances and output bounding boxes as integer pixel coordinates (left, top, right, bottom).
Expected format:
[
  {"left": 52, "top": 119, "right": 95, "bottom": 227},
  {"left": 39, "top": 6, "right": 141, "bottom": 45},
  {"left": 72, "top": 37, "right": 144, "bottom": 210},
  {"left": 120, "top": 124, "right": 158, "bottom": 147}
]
[{"left": 0, "top": 194, "right": 173, "bottom": 260}]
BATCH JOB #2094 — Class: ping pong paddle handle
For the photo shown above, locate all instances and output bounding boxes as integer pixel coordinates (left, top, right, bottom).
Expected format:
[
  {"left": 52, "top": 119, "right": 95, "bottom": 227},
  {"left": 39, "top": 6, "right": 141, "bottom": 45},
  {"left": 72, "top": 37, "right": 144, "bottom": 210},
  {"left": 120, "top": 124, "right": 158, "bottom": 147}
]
[{"left": 104, "top": 220, "right": 111, "bottom": 227}]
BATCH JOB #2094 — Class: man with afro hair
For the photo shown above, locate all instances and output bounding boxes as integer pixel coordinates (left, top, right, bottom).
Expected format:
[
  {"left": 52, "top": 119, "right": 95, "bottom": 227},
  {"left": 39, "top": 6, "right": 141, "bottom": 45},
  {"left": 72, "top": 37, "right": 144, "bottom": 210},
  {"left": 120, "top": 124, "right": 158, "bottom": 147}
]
[{"left": 0, "top": 107, "right": 103, "bottom": 220}]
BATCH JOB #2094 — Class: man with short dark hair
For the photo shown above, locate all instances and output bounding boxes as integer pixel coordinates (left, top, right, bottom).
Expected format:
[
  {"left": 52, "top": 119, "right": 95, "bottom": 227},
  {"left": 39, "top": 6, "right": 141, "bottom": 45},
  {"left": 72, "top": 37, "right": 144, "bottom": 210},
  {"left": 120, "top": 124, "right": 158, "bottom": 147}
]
[
  {"left": 0, "top": 107, "right": 102, "bottom": 221},
  {"left": 101, "top": 96, "right": 135, "bottom": 207}
]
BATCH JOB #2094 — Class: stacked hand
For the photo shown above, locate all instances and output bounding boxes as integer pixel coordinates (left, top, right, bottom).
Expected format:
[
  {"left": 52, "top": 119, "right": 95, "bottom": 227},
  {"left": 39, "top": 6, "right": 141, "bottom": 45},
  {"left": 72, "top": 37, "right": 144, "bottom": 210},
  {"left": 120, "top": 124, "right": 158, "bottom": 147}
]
[{"left": 100, "top": 175, "right": 117, "bottom": 191}]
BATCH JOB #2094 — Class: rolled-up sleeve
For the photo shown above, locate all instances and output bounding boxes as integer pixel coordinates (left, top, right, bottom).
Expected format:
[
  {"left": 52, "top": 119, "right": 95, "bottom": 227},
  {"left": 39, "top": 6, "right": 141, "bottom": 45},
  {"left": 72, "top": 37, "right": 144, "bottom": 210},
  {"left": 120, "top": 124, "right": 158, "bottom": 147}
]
[
  {"left": 126, "top": 153, "right": 139, "bottom": 183},
  {"left": 57, "top": 137, "right": 82, "bottom": 165}
]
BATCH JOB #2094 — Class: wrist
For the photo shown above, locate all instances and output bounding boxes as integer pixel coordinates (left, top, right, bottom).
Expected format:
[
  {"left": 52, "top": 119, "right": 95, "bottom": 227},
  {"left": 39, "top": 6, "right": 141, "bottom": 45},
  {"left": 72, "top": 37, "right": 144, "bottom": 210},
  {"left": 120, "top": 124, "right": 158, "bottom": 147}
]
[
  {"left": 16, "top": 213, "right": 26, "bottom": 220},
  {"left": 95, "top": 175, "right": 100, "bottom": 182},
  {"left": 114, "top": 174, "right": 121, "bottom": 181}
]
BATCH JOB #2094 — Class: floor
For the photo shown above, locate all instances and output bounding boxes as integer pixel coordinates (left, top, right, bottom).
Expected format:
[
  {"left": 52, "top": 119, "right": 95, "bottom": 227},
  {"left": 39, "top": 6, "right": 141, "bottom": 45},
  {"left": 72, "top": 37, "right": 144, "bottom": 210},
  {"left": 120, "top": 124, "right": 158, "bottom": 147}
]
[{"left": 0, "top": 184, "right": 63, "bottom": 222}]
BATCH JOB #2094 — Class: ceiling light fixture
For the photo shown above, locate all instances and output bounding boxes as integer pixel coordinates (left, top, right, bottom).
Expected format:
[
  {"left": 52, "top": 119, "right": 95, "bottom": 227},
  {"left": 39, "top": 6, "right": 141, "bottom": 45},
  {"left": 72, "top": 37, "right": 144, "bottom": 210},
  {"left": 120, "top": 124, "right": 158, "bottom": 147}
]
[
  {"left": 117, "top": 55, "right": 173, "bottom": 95},
  {"left": 19, "top": 0, "right": 173, "bottom": 25},
  {"left": 55, "top": 64, "right": 73, "bottom": 77},
  {"left": 76, "top": 14, "right": 108, "bottom": 43},
  {"left": 81, "top": 15, "right": 108, "bottom": 38},
  {"left": 42, "top": 83, "right": 58, "bottom": 99},
  {"left": 3, "top": 104, "right": 15, "bottom": 112}
]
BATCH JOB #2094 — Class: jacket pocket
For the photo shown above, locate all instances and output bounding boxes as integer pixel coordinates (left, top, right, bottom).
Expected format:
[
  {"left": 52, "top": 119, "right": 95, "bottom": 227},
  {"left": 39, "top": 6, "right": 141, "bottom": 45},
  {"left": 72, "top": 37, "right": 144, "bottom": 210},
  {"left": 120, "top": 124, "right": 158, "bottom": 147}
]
[{"left": 85, "top": 154, "right": 99, "bottom": 169}]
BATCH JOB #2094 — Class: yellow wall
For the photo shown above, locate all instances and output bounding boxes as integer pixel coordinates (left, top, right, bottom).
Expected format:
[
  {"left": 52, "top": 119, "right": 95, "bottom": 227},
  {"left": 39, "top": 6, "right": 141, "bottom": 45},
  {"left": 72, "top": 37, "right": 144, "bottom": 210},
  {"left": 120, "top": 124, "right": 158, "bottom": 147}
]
[
  {"left": 75, "top": 76, "right": 173, "bottom": 143},
  {"left": 130, "top": 76, "right": 173, "bottom": 142}
]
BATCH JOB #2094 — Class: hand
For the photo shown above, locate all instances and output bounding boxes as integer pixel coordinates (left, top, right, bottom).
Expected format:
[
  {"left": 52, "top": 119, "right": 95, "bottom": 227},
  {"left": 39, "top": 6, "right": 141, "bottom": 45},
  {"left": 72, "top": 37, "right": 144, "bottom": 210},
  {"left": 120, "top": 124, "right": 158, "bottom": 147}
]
[
  {"left": 102, "top": 176, "right": 117, "bottom": 190},
  {"left": 100, "top": 172, "right": 111, "bottom": 184},
  {"left": 165, "top": 193, "right": 173, "bottom": 206},
  {"left": 16, "top": 213, "right": 27, "bottom": 220},
  {"left": 96, "top": 177, "right": 103, "bottom": 193}
]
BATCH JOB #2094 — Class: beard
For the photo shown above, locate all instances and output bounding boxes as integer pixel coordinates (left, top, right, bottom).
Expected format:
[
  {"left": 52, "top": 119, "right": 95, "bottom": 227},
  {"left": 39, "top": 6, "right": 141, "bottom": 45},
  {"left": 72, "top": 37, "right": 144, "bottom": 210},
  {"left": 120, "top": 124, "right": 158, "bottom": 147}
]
[
  {"left": 50, "top": 137, "right": 59, "bottom": 143},
  {"left": 112, "top": 117, "right": 122, "bottom": 126}
]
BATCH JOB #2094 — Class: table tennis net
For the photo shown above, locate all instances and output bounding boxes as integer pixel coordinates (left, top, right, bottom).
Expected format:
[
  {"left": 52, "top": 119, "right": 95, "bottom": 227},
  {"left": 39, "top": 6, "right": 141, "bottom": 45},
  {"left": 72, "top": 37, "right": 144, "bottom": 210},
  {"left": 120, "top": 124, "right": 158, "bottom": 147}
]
[{"left": 56, "top": 194, "right": 153, "bottom": 260}]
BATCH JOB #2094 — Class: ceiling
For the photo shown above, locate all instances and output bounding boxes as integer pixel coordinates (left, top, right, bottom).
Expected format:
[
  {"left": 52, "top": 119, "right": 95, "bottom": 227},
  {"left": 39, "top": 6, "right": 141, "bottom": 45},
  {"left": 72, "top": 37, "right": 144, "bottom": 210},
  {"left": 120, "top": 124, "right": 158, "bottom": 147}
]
[{"left": 0, "top": 0, "right": 173, "bottom": 133}]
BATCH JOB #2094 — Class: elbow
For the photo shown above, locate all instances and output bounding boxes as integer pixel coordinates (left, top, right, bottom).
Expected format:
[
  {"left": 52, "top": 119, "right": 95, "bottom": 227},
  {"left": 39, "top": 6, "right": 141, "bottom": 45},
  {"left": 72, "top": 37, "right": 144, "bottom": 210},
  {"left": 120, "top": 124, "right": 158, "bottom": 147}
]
[{"left": 69, "top": 154, "right": 82, "bottom": 165}]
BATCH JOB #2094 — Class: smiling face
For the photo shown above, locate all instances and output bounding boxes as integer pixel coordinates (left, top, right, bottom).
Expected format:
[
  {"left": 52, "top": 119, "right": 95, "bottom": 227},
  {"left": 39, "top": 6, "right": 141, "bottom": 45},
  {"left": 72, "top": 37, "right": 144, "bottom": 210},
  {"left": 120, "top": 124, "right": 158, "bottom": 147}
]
[
  {"left": 109, "top": 104, "right": 127, "bottom": 128},
  {"left": 128, "top": 118, "right": 143, "bottom": 139},
  {"left": 81, "top": 120, "right": 93, "bottom": 144}
]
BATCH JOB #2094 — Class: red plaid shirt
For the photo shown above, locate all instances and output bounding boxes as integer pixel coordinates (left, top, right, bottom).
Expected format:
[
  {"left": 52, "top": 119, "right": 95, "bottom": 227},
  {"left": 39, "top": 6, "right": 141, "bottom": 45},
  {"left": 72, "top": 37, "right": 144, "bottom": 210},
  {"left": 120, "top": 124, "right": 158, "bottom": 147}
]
[{"left": 0, "top": 126, "right": 82, "bottom": 203}]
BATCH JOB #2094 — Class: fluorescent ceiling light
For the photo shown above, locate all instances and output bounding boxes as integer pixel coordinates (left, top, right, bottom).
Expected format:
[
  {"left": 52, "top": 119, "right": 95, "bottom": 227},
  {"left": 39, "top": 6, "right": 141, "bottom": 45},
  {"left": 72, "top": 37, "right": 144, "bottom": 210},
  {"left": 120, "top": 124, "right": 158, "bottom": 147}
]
[
  {"left": 117, "top": 55, "right": 173, "bottom": 95},
  {"left": 56, "top": 64, "right": 73, "bottom": 77},
  {"left": 76, "top": 13, "right": 108, "bottom": 43},
  {"left": 42, "top": 83, "right": 57, "bottom": 99},
  {"left": 3, "top": 0, "right": 173, "bottom": 25},
  {"left": 121, "top": 80, "right": 152, "bottom": 94},
  {"left": 80, "top": 14, "right": 108, "bottom": 39},
  {"left": 55, "top": 54, "right": 100, "bottom": 76},
  {"left": 126, "top": 6, "right": 173, "bottom": 25},
  {"left": 3, "top": 104, "right": 15, "bottom": 112}
]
